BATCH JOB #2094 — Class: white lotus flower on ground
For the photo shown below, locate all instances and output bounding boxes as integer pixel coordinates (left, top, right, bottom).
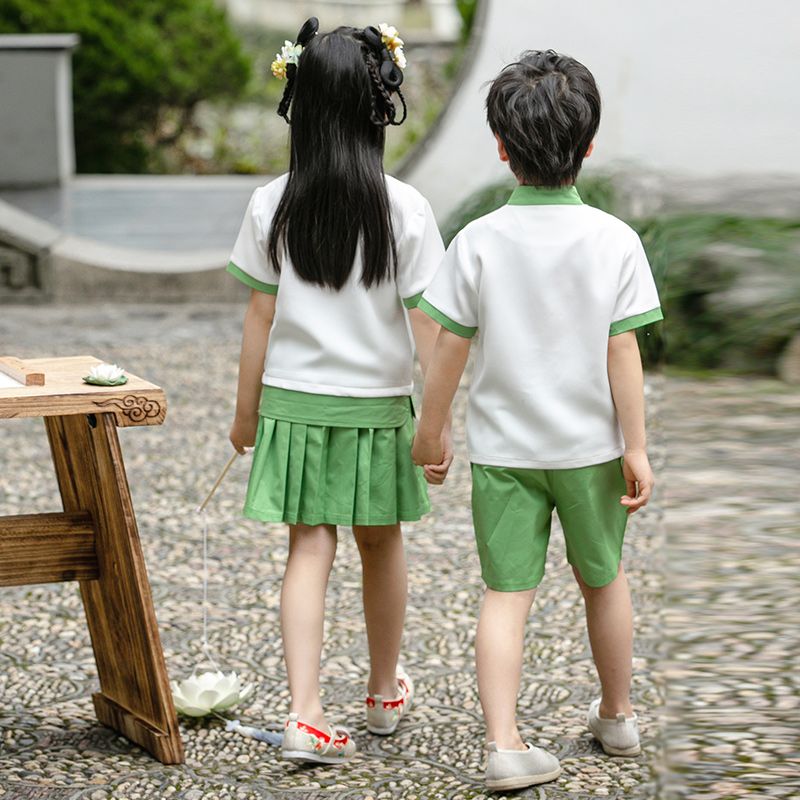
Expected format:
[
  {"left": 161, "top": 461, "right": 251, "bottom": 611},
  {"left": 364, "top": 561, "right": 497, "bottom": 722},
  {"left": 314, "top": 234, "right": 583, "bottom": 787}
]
[{"left": 171, "top": 670, "right": 254, "bottom": 717}]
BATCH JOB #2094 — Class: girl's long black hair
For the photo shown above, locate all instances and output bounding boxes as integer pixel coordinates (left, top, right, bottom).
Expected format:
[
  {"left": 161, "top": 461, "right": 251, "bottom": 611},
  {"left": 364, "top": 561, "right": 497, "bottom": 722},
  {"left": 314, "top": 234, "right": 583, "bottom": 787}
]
[{"left": 267, "top": 25, "right": 407, "bottom": 291}]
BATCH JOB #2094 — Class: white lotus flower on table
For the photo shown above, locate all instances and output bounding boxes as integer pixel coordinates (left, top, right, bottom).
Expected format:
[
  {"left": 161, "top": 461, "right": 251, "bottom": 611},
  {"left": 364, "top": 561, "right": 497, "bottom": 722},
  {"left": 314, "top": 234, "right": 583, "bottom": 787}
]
[
  {"left": 83, "top": 362, "right": 127, "bottom": 385},
  {"left": 171, "top": 670, "right": 254, "bottom": 717}
]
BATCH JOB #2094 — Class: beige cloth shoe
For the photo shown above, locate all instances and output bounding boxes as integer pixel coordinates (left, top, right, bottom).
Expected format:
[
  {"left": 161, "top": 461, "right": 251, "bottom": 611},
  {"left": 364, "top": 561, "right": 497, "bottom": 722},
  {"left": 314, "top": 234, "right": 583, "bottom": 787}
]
[
  {"left": 587, "top": 699, "right": 641, "bottom": 756},
  {"left": 365, "top": 667, "right": 414, "bottom": 735},
  {"left": 281, "top": 713, "right": 356, "bottom": 764},
  {"left": 485, "top": 741, "right": 561, "bottom": 791}
]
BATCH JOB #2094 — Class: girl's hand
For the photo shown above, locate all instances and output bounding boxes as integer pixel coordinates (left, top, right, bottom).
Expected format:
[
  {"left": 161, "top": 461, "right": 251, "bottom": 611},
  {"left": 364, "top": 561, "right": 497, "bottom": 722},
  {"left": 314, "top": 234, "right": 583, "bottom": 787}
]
[
  {"left": 620, "top": 449, "right": 654, "bottom": 514},
  {"left": 230, "top": 412, "right": 258, "bottom": 455},
  {"left": 423, "top": 428, "right": 454, "bottom": 486}
]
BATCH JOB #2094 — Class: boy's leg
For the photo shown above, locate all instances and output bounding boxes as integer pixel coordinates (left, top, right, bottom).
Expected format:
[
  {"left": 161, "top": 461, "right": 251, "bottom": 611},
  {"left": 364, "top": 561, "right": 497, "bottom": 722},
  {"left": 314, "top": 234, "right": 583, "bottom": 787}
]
[
  {"left": 281, "top": 523, "right": 337, "bottom": 729},
  {"left": 573, "top": 563, "right": 634, "bottom": 717},
  {"left": 552, "top": 459, "right": 633, "bottom": 718},
  {"left": 353, "top": 523, "right": 407, "bottom": 698},
  {"left": 471, "top": 465, "right": 554, "bottom": 750},
  {"left": 476, "top": 587, "right": 537, "bottom": 750}
]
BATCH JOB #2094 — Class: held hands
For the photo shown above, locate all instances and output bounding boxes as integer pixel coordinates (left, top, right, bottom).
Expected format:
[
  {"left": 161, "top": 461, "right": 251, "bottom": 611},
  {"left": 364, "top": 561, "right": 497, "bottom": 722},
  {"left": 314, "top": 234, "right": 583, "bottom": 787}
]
[
  {"left": 620, "top": 449, "right": 654, "bottom": 514},
  {"left": 229, "top": 412, "right": 258, "bottom": 455},
  {"left": 411, "top": 426, "right": 454, "bottom": 486}
]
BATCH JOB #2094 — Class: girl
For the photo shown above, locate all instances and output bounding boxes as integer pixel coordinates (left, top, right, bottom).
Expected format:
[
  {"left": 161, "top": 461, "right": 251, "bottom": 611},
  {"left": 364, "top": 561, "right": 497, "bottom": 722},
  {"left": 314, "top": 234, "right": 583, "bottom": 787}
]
[{"left": 227, "top": 18, "right": 449, "bottom": 764}]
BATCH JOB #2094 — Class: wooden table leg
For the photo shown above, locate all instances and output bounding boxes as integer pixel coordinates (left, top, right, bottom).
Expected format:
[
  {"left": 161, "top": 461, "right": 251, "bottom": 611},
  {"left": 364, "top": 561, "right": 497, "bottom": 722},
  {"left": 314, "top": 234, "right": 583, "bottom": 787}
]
[{"left": 46, "top": 412, "right": 184, "bottom": 764}]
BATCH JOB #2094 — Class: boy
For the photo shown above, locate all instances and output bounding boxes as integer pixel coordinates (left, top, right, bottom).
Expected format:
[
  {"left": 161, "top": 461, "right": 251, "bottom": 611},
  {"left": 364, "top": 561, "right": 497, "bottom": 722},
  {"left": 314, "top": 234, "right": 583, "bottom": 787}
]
[{"left": 412, "top": 50, "right": 662, "bottom": 791}]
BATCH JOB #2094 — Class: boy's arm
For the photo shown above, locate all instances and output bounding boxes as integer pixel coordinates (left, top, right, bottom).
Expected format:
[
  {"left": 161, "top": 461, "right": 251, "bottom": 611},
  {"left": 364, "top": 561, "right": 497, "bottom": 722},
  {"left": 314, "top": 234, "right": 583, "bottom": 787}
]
[
  {"left": 409, "top": 308, "right": 454, "bottom": 484},
  {"left": 607, "top": 330, "right": 654, "bottom": 513},
  {"left": 408, "top": 307, "right": 439, "bottom": 376},
  {"left": 412, "top": 328, "right": 471, "bottom": 467},
  {"left": 230, "top": 290, "right": 276, "bottom": 453}
]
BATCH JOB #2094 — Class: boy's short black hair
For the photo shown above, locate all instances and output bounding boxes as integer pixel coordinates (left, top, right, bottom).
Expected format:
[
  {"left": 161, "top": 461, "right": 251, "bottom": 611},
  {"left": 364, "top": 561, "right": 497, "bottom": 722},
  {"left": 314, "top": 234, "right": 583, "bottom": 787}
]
[{"left": 486, "top": 50, "right": 601, "bottom": 187}]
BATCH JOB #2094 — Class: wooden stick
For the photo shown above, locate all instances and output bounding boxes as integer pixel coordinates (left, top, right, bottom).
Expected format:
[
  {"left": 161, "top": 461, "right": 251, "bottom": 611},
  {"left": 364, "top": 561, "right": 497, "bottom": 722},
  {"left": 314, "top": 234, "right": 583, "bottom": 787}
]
[
  {"left": 196, "top": 451, "right": 240, "bottom": 513},
  {"left": 0, "top": 356, "right": 45, "bottom": 386}
]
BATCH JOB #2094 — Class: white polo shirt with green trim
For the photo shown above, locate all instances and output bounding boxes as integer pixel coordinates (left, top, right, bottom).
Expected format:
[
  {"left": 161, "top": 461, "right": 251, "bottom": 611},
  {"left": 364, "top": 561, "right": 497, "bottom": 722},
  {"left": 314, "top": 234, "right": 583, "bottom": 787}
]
[
  {"left": 420, "top": 184, "right": 663, "bottom": 469},
  {"left": 227, "top": 173, "right": 445, "bottom": 397}
]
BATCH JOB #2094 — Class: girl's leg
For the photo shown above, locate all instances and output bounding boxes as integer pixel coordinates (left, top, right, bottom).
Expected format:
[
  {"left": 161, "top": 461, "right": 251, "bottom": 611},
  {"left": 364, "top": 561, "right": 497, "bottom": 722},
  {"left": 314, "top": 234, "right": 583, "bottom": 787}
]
[
  {"left": 573, "top": 562, "right": 634, "bottom": 717},
  {"left": 281, "top": 523, "right": 337, "bottom": 729},
  {"left": 352, "top": 523, "right": 407, "bottom": 698},
  {"left": 476, "top": 588, "right": 537, "bottom": 750}
]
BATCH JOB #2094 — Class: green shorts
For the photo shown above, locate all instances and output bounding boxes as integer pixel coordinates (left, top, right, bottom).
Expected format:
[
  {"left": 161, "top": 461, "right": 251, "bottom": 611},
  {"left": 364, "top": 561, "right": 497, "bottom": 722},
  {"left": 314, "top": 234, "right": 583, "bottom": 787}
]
[{"left": 471, "top": 459, "right": 628, "bottom": 591}]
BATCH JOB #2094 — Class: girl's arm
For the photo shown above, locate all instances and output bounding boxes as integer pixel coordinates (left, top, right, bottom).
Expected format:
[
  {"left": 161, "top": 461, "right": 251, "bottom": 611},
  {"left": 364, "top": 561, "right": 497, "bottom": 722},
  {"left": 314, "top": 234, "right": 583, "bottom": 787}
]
[
  {"left": 411, "top": 328, "right": 471, "bottom": 468},
  {"left": 230, "top": 290, "right": 277, "bottom": 453},
  {"left": 607, "top": 330, "right": 654, "bottom": 513}
]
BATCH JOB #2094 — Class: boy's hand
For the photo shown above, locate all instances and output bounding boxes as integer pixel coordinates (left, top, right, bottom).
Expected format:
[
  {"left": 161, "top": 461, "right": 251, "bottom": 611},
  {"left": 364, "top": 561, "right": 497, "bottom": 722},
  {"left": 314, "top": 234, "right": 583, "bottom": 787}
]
[
  {"left": 422, "top": 428, "right": 454, "bottom": 486},
  {"left": 411, "top": 430, "right": 442, "bottom": 468},
  {"left": 229, "top": 412, "right": 258, "bottom": 455},
  {"left": 620, "top": 450, "right": 654, "bottom": 514}
]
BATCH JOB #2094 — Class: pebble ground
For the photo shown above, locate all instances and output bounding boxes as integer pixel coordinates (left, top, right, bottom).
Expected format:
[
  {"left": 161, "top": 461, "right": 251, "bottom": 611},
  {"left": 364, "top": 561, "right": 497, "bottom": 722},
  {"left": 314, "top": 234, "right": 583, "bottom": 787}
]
[{"left": 0, "top": 305, "right": 795, "bottom": 799}]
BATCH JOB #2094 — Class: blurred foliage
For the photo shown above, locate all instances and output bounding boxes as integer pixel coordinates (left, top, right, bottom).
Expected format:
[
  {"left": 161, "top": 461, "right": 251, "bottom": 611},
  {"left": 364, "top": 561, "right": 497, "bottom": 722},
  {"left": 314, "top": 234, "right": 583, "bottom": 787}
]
[
  {"left": 455, "top": 0, "right": 479, "bottom": 41},
  {"left": 441, "top": 175, "right": 617, "bottom": 244},
  {"left": 233, "top": 25, "right": 295, "bottom": 107},
  {"left": 442, "top": 178, "right": 800, "bottom": 375},
  {"left": 442, "top": 0, "right": 479, "bottom": 80},
  {"left": 0, "top": 0, "right": 251, "bottom": 172},
  {"left": 639, "top": 215, "right": 799, "bottom": 374}
]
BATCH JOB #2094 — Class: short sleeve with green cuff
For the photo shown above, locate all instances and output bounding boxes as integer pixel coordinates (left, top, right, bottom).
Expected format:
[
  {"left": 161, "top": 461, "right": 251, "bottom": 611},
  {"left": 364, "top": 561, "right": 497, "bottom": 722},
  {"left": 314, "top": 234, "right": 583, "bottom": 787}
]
[
  {"left": 395, "top": 197, "right": 447, "bottom": 310},
  {"left": 417, "top": 232, "right": 479, "bottom": 338},
  {"left": 227, "top": 187, "right": 280, "bottom": 295},
  {"left": 609, "top": 233, "right": 664, "bottom": 335}
]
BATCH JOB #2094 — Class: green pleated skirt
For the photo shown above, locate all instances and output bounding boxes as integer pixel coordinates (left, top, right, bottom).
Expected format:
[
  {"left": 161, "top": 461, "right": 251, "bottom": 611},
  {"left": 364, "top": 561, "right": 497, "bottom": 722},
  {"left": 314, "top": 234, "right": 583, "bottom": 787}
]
[{"left": 243, "top": 386, "right": 430, "bottom": 527}]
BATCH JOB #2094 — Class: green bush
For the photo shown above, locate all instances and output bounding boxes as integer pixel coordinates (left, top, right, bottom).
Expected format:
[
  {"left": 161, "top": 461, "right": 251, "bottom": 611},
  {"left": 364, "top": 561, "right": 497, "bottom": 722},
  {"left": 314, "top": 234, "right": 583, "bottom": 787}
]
[
  {"left": 0, "top": 0, "right": 251, "bottom": 172},
  {"left": 638, "top": 215, "right": 800, "bottom": 373},
  {"left": 442, "top": 179, "right": 800, "bottom": 374},
  {"left": 455, "top": 0, "right": 479, "bottom": 41}
]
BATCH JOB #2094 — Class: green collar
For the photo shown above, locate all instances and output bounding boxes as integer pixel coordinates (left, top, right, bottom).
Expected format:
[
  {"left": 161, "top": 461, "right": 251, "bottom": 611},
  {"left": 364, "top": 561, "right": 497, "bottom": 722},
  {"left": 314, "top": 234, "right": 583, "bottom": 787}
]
[{"left": 507, "top": 184, "right": 583, "bottom": 206}]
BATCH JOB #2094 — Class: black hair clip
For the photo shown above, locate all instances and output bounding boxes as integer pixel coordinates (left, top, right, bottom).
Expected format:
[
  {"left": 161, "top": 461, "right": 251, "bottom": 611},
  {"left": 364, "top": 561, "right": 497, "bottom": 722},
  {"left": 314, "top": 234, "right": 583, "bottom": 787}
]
[
  {"left": 287, "top": 15, "right": 318, "bottom": 78},
  {"left": 363, "top": 25, "right": 403, "bottom": 90},
  {"left": 276, "top": 17, "right": 319, "bottom": 122},
  {"left": 296, "top": 17, "right": 319, "bottom": 47}
]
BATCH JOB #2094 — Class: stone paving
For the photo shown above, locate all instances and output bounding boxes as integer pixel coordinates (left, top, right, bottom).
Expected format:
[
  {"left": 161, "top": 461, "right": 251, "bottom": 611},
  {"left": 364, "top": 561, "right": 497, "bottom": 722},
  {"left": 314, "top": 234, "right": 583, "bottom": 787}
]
[
  {"left": 660, "top": 377, "right": 799, "bottom": 799},
  {"left": 0, "top": 304, "right": 794, "bottom": 799}
]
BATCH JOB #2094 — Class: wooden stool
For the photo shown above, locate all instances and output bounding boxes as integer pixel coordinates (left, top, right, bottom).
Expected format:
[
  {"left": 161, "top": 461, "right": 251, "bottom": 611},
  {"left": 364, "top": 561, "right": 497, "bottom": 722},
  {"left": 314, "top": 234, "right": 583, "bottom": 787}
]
[{"left": 0, "top": 356, "right": 183, "bottom": 764}]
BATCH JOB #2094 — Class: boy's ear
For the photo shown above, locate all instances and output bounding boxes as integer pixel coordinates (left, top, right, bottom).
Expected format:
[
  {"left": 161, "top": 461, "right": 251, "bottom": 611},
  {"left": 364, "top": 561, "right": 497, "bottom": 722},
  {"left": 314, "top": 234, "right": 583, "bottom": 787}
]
[
  {"left": 585, "top": 141, "right": 595, "bottom": 159},
  {"left": 494, "top": 134, "right": 509, "bottom": 163}
]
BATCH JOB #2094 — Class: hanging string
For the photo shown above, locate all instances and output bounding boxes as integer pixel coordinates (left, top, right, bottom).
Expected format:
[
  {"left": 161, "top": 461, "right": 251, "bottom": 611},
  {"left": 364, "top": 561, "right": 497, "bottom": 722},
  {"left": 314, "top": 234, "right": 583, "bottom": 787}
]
[
  {"left": 199, "top": 508, "right": 219, "bottom": 672},
  {"left": 194, "top": 450, "right": 242, "bottom": 672}
]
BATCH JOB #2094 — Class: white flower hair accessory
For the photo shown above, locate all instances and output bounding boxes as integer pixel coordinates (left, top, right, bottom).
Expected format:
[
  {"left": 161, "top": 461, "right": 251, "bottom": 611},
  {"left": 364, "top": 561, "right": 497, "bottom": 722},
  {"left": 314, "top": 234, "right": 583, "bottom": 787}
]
[
  {"left": 271, "top": 17, "right": 319, "bottom": 81},
  {"left": 271, "top": 40, "right": 303, "bottom": 80},
  {"left": 379, "top": 23, "right": 407, "bottom": 69}
]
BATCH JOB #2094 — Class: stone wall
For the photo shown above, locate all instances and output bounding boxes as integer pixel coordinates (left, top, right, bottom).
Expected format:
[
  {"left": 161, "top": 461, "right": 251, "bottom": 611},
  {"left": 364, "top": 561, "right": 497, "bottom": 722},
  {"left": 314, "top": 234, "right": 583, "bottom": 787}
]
[{"left": 0, "top": 35, "right": 78, "bottom": 188}]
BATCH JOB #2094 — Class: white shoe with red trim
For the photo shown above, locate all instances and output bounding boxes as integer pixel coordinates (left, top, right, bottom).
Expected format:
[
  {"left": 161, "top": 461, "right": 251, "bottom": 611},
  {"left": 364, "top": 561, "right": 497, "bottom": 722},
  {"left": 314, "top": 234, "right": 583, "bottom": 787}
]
[
  {"left": 365, "top": 667, "right": 414, "bottom": 735},
  {"left": 281, "top": 713, "right": 357, "bottom": 764}
]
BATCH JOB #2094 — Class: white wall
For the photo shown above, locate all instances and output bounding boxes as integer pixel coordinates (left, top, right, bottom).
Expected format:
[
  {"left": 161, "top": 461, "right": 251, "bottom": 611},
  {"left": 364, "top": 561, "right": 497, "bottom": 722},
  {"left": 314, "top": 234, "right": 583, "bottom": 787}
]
[{"left": 403, "top": 0, "right": 800, "bottom": 219}]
